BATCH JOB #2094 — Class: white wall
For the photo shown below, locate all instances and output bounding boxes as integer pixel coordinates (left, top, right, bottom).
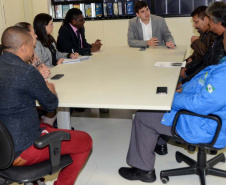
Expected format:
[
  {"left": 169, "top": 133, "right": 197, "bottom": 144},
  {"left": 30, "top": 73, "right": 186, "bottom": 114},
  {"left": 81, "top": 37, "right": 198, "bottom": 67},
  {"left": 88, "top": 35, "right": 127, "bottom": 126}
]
[
  {"left": 0, "top": 0, "right": 26, "bottom": 38},
  {"left": 23, "top": 0, "right": 34, "bottom": 24},
  {"left": 0, "top": 0, "right": 5, "bottom": 37},
  {"left": 2, "top": 0, "right": 25, "bottom": 28},
  {"left": 31, "top": 0, "right": 49, "bottom": 19}
]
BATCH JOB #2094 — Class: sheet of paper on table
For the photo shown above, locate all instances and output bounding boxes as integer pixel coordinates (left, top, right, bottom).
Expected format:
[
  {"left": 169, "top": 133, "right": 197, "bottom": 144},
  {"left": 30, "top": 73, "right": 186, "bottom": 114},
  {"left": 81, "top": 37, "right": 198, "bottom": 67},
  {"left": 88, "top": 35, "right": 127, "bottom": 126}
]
[
  {"left": 62, "top": 56, "right": 91, "bottom": 64},
  {"left": 154, "top": 61, "right": 186, "bottom": 68},
  {"left": 79, "top": 56, "right": 91, "bottom": 61},
  {"left": 62, "top": 58, "right": 81, "bottom": 64}
]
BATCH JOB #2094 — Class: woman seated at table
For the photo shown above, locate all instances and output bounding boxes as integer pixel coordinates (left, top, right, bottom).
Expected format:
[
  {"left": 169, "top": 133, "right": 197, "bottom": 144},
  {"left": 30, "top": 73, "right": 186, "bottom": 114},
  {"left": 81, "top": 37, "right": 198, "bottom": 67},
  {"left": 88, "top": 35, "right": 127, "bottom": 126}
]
[
  {"left": 15, "top": 22, "right": 51, "bottom": 79},
  {"left": 33, "top": 13, "right": 79, "bottom": 68}
]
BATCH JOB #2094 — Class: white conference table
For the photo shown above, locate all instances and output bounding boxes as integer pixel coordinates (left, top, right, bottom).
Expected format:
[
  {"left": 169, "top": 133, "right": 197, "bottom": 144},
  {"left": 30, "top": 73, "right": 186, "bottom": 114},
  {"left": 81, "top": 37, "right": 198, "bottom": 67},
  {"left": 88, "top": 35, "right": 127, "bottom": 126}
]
[{"left": 49, "top": 46, "right": 187, "bottom": 129}]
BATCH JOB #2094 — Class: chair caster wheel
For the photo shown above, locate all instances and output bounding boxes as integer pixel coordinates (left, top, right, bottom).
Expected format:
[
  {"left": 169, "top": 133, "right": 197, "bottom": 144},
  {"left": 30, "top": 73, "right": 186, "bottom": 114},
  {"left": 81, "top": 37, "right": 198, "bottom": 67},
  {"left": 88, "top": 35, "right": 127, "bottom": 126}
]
[
  {"left": 176, "top": 157, "right": 182, "bottom": 163},
  {"left": 176, "top": 152, "right": 182, "bottom": 163},
  {"left": 161, "top": 176, "right": 169, "bottom": 184},
  {"left": 0, "top": 178, "right": 12, "bottom": 185}
]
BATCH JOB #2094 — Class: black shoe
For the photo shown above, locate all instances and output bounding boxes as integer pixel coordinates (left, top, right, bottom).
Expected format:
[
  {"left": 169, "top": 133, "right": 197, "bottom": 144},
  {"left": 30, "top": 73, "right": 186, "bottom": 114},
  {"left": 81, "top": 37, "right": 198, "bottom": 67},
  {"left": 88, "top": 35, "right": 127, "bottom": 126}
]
[
  {"left": 209, "top": 149, "right": 217, "bottom": 155},
  {"left": 74, "top": 108, "right": 86, "bottom": 112},
  {"left": 53, "top": 119, "right": 58, "bottom": 128},
  {"left": 99, "top": 108, "right": 109, "bottom": 113},
  {"left": 118, "top": 167, "right": 156, "bottom": 183},
  {"left": 154, "top": 144, "right": 168, "bottom": 155}
]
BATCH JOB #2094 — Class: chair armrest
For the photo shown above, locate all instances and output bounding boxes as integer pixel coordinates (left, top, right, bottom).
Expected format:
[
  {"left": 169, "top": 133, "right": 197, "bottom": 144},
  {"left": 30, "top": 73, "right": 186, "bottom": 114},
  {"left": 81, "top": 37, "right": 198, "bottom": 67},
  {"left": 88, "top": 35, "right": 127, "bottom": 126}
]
[
  {"left": 172, "top": 110, "right": 222, "bottom": 146},
  {"left": 34, "top": 131, "right": 71, "bottom": 174},
  {"left": 34, "top": 131, "right": 71, "bottom": 149}
]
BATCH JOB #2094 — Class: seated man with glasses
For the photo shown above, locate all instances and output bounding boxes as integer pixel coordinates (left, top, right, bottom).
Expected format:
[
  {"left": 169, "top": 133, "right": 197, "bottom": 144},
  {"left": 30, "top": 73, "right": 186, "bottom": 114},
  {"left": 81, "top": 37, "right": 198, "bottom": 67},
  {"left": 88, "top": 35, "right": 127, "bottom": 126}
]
[
  {"left": 57, "top": 8, "right": 109, "bottom": 113},
  {"left": 57, "top": 8, "right": 102, "bottom": 55}
]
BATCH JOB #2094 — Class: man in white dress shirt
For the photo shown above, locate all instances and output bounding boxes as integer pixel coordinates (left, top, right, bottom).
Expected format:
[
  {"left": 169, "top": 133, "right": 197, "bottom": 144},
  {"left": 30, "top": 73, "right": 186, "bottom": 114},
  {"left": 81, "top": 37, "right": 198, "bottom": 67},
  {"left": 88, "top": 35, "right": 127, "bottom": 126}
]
[{"left": 127, "top": 1, "right": 175, "bottom": 48}]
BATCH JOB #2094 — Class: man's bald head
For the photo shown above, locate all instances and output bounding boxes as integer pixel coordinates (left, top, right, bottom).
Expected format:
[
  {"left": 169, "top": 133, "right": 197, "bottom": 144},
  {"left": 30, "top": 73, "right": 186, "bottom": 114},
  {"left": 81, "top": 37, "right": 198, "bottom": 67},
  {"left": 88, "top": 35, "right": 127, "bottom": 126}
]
[{"left": 1, "top": 26, "right": 33, "bottom": 53}]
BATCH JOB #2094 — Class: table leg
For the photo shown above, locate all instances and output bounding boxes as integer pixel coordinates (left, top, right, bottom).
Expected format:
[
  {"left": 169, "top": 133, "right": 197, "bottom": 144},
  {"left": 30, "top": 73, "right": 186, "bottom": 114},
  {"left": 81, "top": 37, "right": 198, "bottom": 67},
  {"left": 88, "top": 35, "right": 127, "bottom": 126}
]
[{"left": 57, "top": 107, "right": 71, "bottom": 130}]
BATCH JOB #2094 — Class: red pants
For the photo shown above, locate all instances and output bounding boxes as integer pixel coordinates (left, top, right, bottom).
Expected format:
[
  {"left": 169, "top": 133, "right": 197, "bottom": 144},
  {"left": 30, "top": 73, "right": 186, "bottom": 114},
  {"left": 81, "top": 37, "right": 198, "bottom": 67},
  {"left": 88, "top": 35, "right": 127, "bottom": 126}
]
[{"left": 19, "top": 123, "right": 93, "bottom": 185}]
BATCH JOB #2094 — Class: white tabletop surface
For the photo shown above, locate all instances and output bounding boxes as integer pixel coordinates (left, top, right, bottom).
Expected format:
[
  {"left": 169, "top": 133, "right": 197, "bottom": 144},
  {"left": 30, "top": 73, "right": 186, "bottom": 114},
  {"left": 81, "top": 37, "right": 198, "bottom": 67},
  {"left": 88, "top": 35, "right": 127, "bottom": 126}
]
[{"left": 50, "top": 46, "right": 187, "bottom": 111}]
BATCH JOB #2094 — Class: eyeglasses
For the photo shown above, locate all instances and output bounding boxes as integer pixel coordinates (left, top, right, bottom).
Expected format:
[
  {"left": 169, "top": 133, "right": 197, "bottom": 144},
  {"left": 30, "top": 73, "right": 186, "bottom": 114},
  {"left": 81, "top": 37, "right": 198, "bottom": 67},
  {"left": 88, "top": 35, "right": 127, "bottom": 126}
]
[{"left": 76, "top": 19, "right": 85, "bottom": 22}]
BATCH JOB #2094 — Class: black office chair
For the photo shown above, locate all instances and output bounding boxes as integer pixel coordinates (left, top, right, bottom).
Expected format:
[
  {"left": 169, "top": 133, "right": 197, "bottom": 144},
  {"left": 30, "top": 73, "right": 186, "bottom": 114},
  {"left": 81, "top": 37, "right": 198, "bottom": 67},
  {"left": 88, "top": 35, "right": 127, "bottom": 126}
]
[
  {"left": 0, "top": 120, "right": 73, "bottom": 185},
  {"left": 0, "top": 44, "right": 3, "bottom": 56},
  {"left": 160, "top": 110, "right": 226, "bottom": 185}
]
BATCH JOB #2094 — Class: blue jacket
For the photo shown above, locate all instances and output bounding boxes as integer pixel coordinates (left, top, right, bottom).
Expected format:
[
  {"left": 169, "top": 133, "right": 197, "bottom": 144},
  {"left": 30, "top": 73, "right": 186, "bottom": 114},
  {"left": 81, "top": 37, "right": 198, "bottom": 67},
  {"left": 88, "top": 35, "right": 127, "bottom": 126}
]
[{"left": 161, "top": 56, "right": 226, "bottom": 148}]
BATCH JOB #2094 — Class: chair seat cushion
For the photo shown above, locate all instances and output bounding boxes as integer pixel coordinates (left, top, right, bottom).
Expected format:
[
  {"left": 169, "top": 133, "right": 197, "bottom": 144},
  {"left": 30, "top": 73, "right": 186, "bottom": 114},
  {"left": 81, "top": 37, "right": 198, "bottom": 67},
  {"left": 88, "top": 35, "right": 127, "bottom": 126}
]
[{"left": 0, "top": 155, "right": 72, "bottom": 183}]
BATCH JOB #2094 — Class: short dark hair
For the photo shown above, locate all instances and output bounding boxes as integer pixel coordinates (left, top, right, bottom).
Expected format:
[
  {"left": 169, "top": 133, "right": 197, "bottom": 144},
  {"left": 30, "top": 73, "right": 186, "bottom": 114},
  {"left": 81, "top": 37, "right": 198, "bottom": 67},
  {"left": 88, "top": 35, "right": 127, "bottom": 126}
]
[
  {"left": 134, "top": 1, "right": 148, "bottom": 14},
  {"left": 191, "top": 6, "right": 207, "bottom": 20},
  {"left": 206, "top": 2, "right": 226, "bottom": 27},
  {"left": 1, "top": 26, "right": 32, "bottom": 52},
  {"left": 63, "top": 8, "right": 83, "bottom": 25},
  {"left": 33, "top": 13, "right": 54, "bottom": 47},
  {"left": 15, "top": 22, "right": 32, "bottom": 32}
]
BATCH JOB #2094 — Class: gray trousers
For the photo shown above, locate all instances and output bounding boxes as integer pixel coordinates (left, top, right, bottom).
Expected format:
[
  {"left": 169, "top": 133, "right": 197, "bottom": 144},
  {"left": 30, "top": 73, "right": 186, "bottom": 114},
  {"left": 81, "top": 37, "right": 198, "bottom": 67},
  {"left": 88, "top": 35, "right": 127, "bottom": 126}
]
[{"left": 126, "top": 111, "right": 173, "bottom": 171}]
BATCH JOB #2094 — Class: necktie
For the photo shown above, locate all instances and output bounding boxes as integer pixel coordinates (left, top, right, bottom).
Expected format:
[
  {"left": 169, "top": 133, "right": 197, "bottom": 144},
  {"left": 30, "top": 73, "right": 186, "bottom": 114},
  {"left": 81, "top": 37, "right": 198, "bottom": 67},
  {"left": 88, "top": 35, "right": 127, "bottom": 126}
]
[{"left": 76, "top": 30, "right": 81, "bottom": 49}]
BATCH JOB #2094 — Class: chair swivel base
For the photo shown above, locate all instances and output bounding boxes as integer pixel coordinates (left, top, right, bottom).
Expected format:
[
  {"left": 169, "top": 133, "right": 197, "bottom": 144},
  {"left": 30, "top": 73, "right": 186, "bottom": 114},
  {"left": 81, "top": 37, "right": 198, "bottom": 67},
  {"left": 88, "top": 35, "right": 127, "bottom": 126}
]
[
  {"left": 160, "top": 149, "right": 226, "bottom": 185},
  {"left": 0, "top": 177, "right": 12, "bottom": 185}
]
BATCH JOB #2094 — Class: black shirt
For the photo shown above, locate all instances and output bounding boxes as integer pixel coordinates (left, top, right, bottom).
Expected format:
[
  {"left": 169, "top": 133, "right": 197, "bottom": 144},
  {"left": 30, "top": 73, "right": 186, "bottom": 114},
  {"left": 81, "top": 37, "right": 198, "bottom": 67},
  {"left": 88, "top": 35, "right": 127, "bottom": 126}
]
[
  {"left": 0, "top": 52, "right": 58, "bottom": 156},
  {"left": 183, "top": 34, "right": 226, "bottom": 84},
  {"left": 48, "top": 43, "right": 57, "bottom": 66}
]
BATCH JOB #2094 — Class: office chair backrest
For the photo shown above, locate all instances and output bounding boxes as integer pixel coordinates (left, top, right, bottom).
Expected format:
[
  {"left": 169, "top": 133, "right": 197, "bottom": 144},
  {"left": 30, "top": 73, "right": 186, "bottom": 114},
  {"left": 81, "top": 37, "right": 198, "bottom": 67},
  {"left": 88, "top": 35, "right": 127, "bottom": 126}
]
[
  {"left": 0, "top": 44, "right": 3, "bottom": 56},
  {"left": 0, "top": 121, "right": 15, "bottom": 169}
]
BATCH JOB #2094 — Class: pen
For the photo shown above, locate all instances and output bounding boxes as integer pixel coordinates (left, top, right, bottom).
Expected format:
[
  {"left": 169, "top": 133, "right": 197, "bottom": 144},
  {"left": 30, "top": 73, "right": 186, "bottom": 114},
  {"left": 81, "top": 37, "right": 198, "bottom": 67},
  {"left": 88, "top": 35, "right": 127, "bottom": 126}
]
[{"left": 71, "top": 49, "right": 76, "bottom": 57}]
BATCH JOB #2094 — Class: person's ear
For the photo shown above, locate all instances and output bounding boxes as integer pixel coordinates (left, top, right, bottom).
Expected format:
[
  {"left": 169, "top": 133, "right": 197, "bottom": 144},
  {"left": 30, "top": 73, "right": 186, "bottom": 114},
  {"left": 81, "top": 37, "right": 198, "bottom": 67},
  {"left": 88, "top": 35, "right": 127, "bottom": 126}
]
[
  {"left": 136, "top": 12, "right": 139, "bottom": 17},
  {"left": 16, "top": 44, "right": 28, "bottom": 62},
  {"left": 71, "top": 19, "right": 76, "bottom": 26},
  {"left": 204, "top": 16, "right": 209, "bottom": 23},
  {"left": 20, "top": 44, "right": 27, "bottom": 54}
]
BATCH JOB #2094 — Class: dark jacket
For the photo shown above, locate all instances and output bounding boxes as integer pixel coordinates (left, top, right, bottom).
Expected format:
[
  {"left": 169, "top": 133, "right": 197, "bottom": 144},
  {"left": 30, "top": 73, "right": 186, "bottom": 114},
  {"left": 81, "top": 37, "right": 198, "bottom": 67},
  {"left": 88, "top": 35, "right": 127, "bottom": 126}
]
[
  {"left": 0, "top": 52, "right": 58, "bottom": 156},
  {"left": 57, "top": 23, "right": 92, "bottom": 55},
  {"left": 188, "top": 31, "right": 217, "bottom": 61},
  {"left": 182, "top": 34, "right": 225, "bottom": 84}
]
